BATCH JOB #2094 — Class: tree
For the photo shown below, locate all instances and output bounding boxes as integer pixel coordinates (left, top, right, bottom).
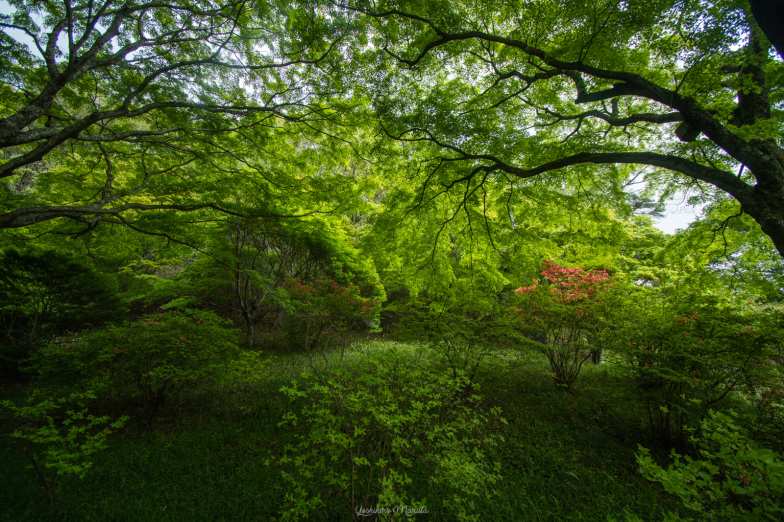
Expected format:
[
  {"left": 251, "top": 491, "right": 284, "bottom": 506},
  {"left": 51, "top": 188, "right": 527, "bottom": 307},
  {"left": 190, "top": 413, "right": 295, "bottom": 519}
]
[
  {"left": 332, "top": 0, "right": 784, "bottom": 257},
  {"left": 146, "top": 212, "right": 384, "bottom": 348},
  {"left": 513, "top": 260, "right": 612, "bottom": 388},
  {"left": 222, "top": 217, "right": 335, "bottom": 349},
  {"left": 748, "top": 0, "right": 784, "bottom": 59},
  {"left": 0, "top": 0, "right": 348, "bottom": 231},
  {"left": 176, "top": 217, "right": 344, "bottom": 349}
]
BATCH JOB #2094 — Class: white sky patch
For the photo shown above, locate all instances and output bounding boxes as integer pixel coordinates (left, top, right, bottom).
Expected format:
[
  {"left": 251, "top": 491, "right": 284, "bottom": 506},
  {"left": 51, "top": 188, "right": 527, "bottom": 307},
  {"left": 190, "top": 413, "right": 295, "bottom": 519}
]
[
  {"left": 654, "top": 199, "right": 706, "bottom": 234},
  {"left": 0, "top": 1, "right": 36, "bottom": 49},
  {"left": 1, "top": 1, "right": 76, "bottom": 60}
]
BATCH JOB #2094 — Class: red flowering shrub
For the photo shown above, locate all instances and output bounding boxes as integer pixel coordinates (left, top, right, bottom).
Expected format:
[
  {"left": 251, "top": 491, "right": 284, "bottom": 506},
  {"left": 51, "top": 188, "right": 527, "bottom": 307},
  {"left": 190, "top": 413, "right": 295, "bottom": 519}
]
[
  {"left": 515, "top": 260, "right": 610, "bottom": 301},
  {"left": 282, "top": 278, "right": 381, "bottom": 351},
  {"left": 513, "top": 260, "right": 612, "bottom": 389}
]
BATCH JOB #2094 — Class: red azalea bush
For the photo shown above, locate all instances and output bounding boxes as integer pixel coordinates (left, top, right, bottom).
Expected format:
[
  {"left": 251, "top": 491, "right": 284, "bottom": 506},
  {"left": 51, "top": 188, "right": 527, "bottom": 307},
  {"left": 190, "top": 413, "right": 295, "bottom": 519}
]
[
  {"left": 515, "top": 260, "right": 611, "bottom": 301},
  {"left": 282, "top": 278, "right": 381, "bottom": 351},
  {"left": 512, "top": 260, "right": 612, "bottom": 389}
]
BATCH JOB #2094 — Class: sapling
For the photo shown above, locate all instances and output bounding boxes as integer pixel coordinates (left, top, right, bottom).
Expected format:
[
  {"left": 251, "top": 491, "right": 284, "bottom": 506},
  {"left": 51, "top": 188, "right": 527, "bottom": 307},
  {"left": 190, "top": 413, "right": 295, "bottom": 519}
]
[{"left": 1, "top": 390, "right": 128, "bottom": 503}]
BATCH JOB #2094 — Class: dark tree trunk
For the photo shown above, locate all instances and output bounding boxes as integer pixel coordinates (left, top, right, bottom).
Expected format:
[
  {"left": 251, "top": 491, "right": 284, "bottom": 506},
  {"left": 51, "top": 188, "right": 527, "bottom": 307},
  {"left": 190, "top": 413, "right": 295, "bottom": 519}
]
[
  {"left": 745, "top": 181, "right": 784, "bottom": 259},
  {"left": 748, "top": 0, "right": 784, "bottom": 60},
  {"left": 245, "top": 315, "right": 255, "bottom": 349}
]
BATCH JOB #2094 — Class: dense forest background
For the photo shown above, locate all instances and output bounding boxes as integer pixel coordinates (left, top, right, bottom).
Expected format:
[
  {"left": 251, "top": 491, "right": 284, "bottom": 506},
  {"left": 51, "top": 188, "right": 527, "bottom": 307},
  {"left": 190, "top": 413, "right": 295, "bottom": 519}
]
[{"left": 2, "top": 0, "right": 784, "bottom": 520}]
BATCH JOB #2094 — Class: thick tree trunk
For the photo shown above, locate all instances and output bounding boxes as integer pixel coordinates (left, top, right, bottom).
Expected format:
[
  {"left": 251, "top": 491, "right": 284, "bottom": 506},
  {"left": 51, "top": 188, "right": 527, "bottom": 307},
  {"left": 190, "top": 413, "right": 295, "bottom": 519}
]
[
  {"left": 760, "top": 219, "right": 784, "bottom": 259},
  {"left": 750, "top": 198, "right": 784, "bottom": 260},
  {"left": 737, "top": 167, "right": 784, "bottom": 258},
  {"left": 748, "top": 0, "right": 784, "bottom": 60},
  {"left": 729, "top": 30, "right": 784, "bottom": 258}
]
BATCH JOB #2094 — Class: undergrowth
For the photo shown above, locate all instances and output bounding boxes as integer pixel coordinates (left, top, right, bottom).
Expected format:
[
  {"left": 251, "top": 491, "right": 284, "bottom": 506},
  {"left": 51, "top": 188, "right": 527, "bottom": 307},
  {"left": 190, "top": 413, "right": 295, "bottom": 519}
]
[{"left": 1, "top": 340, "right": 683, "bottom": 520}]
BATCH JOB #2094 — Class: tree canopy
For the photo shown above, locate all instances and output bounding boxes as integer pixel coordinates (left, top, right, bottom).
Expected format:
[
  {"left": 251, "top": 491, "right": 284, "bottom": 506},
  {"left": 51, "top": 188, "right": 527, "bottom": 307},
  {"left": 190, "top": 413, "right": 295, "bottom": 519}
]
[
  {"left": 327, "top": 0, "right": 784, "bottom": 257},
  {"left": 1, "top": 0, "right": 783, "bottom": 262},
  {"left": 0, "top": 0, "right": 352, "bottom": 231}
]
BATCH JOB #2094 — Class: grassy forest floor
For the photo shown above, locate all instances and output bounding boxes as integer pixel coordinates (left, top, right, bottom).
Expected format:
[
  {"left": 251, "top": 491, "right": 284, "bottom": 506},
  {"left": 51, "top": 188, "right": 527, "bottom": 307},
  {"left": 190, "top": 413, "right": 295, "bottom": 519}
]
[{"left": 1, "top": 340, "right": 683, "bottom": 521}]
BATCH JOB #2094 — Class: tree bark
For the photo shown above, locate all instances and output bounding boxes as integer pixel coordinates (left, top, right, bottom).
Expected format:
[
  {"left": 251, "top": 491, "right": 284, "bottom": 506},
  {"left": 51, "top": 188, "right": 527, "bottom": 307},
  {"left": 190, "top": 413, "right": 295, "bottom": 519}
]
[
  {"left": 245, "top": 316, "right": 256, "bottom": 349},
  {"left": 748, "top": 0, "right": 784, "bottom": 60},
  {"left": 743, "top": 182, "right": 784, "bottom": 258}
]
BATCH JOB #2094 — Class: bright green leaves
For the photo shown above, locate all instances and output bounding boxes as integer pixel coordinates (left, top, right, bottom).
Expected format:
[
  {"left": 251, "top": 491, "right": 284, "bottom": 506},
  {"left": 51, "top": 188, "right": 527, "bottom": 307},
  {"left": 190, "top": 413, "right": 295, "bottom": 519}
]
[
  {"left": 0, "top": 0, "right": 365, "bottom": 234},
  {"left": 638, "top": 410, "right": 784, "bottom": 521},
  {"left": 1, "top": 389, "right": 128, "bottom": 503},
  {"left": 277, "top": 342, "right": 503, "bottom": 521}
]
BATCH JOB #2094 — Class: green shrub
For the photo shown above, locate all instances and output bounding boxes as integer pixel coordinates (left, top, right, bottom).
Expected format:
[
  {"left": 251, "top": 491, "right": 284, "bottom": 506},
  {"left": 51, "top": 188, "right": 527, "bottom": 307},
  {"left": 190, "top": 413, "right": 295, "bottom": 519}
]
[
  {"left": 608, "top": 289, "right": 783, "bottom": 446},
  {"left": 1, "top": 390, "right": 128, "bottom": 503},
  {"left": 393, "top": 302, "right": 493, "bottom": 382},
  {"left": 637, "top": 410, "right": 784, "bottom": 521},
  {"left": 277, "top": 343, "right": 504, "bottom": 521},
  {"left": 30, "top": 310, "right": 258, "bottom": 420},
  {"left": 391, "top": 283, "right": 524, "bottom": 384},
  {"left": 0, "top": 247, "right": 125, "bottom": 373}
]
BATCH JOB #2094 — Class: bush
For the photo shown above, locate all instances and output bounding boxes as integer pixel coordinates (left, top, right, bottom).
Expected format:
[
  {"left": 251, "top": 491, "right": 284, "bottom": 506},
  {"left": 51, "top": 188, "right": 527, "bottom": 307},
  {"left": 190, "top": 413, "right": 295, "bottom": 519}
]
[
  {"left": 277, "top": 343, "right": 504, "bottom": 521},
  {"left": 393, "top": 290, "right": 518, "bottom": 383},
  {"left": 282, "top": 277, "right": 381, "bottom": 352},
  {"left": 0, "top": 247, "right": 125, "bottom": 373},
  {"left": 637, "top": 410, "right": 784, "bottom": 521},
  {"left": 1, "top": 390, "right": 128, "bottom": 503},
  {"left": 512, "top": 260, "right": 612, "bottom": 389},
  {"left": 608, "top": 290, "right": 783, "bottom": 446},
  {"left": 31, "top": 310, "right": 259, "bottom": 420}
]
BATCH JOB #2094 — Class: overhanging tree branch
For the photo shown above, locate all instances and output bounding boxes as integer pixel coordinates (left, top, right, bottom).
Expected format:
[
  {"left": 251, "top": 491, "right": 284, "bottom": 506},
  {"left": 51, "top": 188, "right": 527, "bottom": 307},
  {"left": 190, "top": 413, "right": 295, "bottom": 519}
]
[
  {"left": 340, "top": 0, "right": 784, "bottom": 257},
  {"left": 0, "top": 201, "right": 341, "bottom": 229}
]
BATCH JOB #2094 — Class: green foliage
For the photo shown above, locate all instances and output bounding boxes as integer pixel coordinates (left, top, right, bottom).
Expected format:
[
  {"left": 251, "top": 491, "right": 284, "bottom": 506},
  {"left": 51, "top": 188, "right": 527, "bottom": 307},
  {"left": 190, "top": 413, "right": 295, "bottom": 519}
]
[
  {"left": 606, "top": 287, "right": 783, "bottom": 445},
  {"left": 141, "top": 215, "right": 385, "bottom": 349},
  {"left": 672, "top": 201, "right": 784, "bottom": 302},
  {"left": 282, "top": 276, "right": 382, "bottom": 351},
  {"left": 2, "top": 1, "right": 784, "bottom": 518},
  {"left": 638, "top": 410, "right": 784, "bottom": 521},
  {"left": 1, "top": 389, "right": 127, "bottom": 502},
  {"left": 0, "top": 340, "right": 682, "bottom": 520},
  {"left": 224, "top": 350, "right": 273, "bottom": 393},
  {"left": 393, "top": 287, "right": 519, "bottom": 383},
  {"left": 0, "top": 0, "right": 364, "bottom": 236},
  {"left": 341, "top": 0, "right": 784, "bottom": 256},
  {"left": 277, "top": 343, "right": 504, "bottom": 521},
  {"left": 31, "top": 310, "right": 251, "bottom": 420},
  {"left": 0, "top": 247, "right": 125, "bottom": 372}
]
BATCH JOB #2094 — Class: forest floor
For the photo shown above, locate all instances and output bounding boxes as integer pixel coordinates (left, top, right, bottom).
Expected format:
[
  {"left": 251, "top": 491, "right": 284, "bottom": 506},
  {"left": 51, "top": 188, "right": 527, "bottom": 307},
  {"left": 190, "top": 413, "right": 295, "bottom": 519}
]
[{"left": 0, "top": 340, "right": 682, "bottom": 521}]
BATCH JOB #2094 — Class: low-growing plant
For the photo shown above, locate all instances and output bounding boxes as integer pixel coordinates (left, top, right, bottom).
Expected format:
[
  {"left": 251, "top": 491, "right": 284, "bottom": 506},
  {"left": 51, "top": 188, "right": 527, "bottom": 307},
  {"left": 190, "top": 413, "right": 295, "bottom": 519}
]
[
  {"left": 394, "top": 300, "right": 507, "bottom": 383},
  {"left": 30, "top": 309, "right": 246, "bottom": 420},
  {"left": 609, "top": 290, "right": 783, "bottom": 446},
  {"left": 1, "top": 390, "right": 128, "bottom": 503},
  {"left": 637, "top": 410, "right": 784, "bottom": 521},
  {"left": 277, "top": 344, "right": 504, "bottom": 521},
  {"left": 390, "top": 279, "right": 528, "bottom": 385}
]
